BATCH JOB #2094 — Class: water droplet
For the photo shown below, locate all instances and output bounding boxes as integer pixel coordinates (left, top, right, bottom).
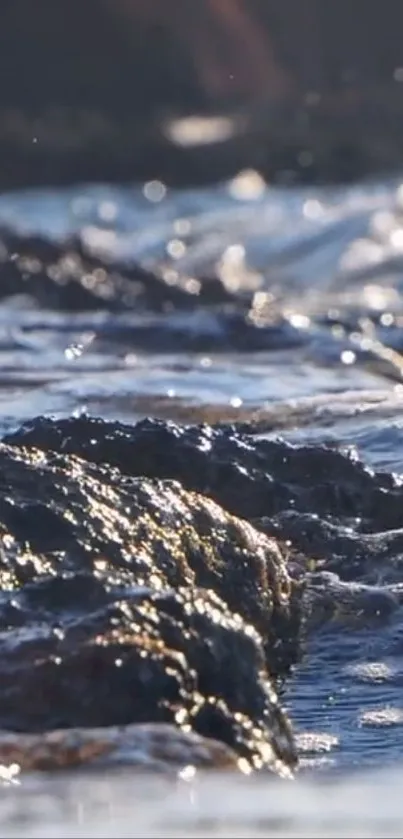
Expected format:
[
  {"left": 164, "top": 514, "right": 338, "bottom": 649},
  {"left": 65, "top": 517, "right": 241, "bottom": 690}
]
[
  {"left": 341, "top": 350, "right": 356, "bottom": 365},
  {"left": 143, "top": 180, "right": 166, "bottom": 203}
]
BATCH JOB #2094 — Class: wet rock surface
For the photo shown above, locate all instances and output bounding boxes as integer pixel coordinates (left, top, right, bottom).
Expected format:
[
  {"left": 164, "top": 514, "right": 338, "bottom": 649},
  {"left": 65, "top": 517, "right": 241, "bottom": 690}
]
[
  {"left": 2, "top": 229, "right": 403, "bottom": 371},
  {"left": 2, "top": 412, "right": 403, "bottom": 777},
  {"left": 0, "top": 230, "right": 306, "bottom": 355},
  {"left": 0, "top": 425, "right": 302, "bottom": 775},
  {"left": 0, "top": 232, "right": 199, "bottom": 314},
  {"left": 0, "top": 723, "right": 247, "bottom": 774},
  {"left": 8, "top": 413, "right": 402, "bottom": 530},
  {"left": 7, "top": 412, "right": 403, "bottom": 635}
]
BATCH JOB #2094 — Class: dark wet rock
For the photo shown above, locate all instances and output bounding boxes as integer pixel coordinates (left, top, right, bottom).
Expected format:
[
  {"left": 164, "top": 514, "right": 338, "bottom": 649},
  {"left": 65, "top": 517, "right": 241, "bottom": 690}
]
[
  {"left": 302, "top": 571, "right": 402, "bottom": 631},
  {"left": 8, "top": 414, "right": 403, "bottom": 530},
  {"left": 10, "top": 412, "right": 403, "bottom": 635},
  {"left": 0, "top": 231, "right": 309, "bottom": 354},
  {"left": 0, "top": 583, "right": 296, "bottom": 774},
  {"left": 3, "top": 412, "right": 403, "bottom": 772},
  {"left": 8, "top": 413, "right": 403, "bottom": 639},
  {"left": 0, "top": 437, "right": 300, "bottom": 774},
  {"left": 261, "top": 511, "right": 403, "bottom": 586},
  {"left": 0, "top": 723, "right": 250, "bottom": 774},
  {"left": 0, "top": 232, "right": 199, "bottom": 313}
]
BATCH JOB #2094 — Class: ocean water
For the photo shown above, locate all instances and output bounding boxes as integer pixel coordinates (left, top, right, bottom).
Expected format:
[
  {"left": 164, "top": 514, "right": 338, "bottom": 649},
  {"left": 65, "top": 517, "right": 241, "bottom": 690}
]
[{"left": 2, "top": 170, "right": 403, "bottom": 835}]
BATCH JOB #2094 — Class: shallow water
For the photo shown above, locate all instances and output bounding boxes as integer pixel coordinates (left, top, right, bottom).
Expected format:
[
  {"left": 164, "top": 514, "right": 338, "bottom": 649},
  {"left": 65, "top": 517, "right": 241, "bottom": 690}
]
[{"left": 3, "top": 171, "right": 403, "bottom": 834}]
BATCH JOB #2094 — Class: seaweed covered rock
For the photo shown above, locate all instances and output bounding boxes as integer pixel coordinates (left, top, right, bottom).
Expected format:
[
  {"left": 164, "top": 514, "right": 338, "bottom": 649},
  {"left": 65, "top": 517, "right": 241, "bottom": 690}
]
[{"left": 0, "top": 438, "right": 300, "bottom": 775}]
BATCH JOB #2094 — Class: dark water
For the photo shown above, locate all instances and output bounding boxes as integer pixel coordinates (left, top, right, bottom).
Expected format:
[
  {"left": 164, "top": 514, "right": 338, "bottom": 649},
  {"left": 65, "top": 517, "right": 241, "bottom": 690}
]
[{"left": 3, "top": 170, "right": 403, "bottom": 834}]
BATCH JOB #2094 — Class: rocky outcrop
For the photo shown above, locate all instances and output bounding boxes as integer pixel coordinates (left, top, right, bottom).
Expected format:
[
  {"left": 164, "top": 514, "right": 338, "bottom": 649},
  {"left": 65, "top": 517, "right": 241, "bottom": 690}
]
[
  {"left": 0, "top": 230, "right": 307, "bottom": 353},
  {"left": 8, "top": 413, "right": 403, "bottom": 629},
  {"left": 0, "top": 432, "right": 301, "bottom": 775},
  {"left": 3, "top": 409, "right": 402, "bottom": 776},
  {"left": 8, "top": 414, "right": 400, "bottom": 529},
  {"left": 0, "top": 231, "right": 233, "bottom": 313}
]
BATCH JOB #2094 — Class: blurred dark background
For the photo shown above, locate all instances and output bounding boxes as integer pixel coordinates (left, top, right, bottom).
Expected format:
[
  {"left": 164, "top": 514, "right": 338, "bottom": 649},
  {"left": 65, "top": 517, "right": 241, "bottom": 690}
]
[{"left": 1, "top": 0, "right": 403, "bottom": 189}]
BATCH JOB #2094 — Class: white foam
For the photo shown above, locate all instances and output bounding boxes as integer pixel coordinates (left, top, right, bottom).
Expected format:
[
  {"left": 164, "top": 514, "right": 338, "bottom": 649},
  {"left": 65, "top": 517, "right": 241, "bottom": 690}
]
[{"left": 3, "top": 766, "right": 403, "bottom": 838}]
